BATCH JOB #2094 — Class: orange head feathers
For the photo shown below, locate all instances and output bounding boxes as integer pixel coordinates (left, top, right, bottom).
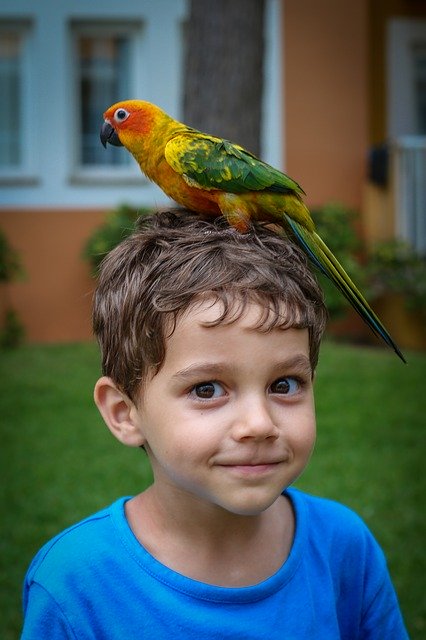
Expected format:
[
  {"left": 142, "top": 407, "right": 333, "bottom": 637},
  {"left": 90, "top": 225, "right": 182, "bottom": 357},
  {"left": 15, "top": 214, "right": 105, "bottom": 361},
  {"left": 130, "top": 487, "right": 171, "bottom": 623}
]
[{"left": 100, "top": 100, "right": 171, "bottom": 149}]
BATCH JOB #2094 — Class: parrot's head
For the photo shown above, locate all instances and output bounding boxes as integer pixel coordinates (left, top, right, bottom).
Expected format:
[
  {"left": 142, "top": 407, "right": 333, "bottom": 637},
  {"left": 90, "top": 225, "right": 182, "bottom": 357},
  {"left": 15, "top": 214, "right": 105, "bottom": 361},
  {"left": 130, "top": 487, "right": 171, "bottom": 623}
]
[{"left": 100, "top": 100, "right": 165, "bottom": 150}]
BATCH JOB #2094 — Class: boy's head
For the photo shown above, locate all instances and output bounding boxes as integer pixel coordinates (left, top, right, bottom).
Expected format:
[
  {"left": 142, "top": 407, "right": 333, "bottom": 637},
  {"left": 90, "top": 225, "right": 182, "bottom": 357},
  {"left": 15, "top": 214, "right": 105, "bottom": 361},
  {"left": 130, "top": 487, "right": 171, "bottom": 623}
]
[{"left": 93, "top": 211, "right": 327, "bottom": 401}]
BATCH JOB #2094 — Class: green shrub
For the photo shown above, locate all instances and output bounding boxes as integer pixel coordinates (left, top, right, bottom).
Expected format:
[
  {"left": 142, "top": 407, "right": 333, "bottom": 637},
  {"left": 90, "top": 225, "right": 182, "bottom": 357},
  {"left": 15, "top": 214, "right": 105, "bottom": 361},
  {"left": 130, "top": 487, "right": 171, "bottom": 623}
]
[
  {"left": 0, "top": 228, "right": 24, "bottom": 283},
  {"left": 83, "top": 205, "right": 150, "bottom": 275},
  {"left": 311, "top": 203, "right": 367, "bottom": 318},
  {"left": 0, "top": 228, "right": 25, "bottom": 348},
  {"left": 367, "top": 239, "right": 426, "bottom": 312},
  {"left": 0, "top": 309, "right": 25, "bottom": 349}
]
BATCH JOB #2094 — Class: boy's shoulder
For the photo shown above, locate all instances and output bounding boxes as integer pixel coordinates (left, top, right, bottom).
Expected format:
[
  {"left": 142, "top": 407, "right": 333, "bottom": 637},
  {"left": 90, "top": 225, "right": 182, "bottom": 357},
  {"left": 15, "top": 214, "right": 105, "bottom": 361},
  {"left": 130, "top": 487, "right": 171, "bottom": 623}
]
[
  {"left": 25, "top": 497, "right": 130, "bottom": 591},
  {"left": 289, "top": 486, "right": 370, "bottom": 526},
  {"left": 288, "top": 487, "right": 386, "bottom": 567}
]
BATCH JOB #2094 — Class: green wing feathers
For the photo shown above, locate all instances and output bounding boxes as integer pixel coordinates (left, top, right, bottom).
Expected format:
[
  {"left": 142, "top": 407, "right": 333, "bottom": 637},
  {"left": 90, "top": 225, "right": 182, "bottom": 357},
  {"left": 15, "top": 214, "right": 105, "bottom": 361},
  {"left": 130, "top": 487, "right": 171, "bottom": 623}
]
[
  {"left": 284, "top": 215, "right": 406, "bottom": 362},
  {"left": 165, "top": 133, "right": 305, "bottom": 195}
]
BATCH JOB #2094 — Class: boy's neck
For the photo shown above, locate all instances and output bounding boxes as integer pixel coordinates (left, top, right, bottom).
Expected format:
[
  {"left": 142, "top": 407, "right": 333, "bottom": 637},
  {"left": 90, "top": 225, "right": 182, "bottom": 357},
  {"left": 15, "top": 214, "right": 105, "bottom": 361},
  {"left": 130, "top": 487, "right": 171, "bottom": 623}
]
[{"left": 125, "top": 486, "right": 295, "bottom": 587}]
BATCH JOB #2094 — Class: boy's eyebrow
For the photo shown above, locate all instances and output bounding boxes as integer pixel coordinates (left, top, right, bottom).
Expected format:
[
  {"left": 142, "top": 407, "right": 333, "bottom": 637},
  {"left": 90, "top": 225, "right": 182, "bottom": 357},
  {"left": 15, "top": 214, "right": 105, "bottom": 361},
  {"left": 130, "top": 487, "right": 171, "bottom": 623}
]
[
  {"left": 270, "top": 354, "right": 313, "bottom": 379},
  {"left": 172, "top": 355, "right": 312, "bottom": 381},
  {"left": 171, "top": 363, "right": 232, "bottom": 381},
  {"left": 279, "top": 354, "right": 313, "bottom": 376}
]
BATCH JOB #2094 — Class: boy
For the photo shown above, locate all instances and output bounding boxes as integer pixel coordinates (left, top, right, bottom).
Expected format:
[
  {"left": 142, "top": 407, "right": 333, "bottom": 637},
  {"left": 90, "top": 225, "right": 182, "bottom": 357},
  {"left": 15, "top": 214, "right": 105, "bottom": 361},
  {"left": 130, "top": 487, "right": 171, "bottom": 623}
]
[{"left": 22, "top": 211, "right": 408, "bottom": 639}]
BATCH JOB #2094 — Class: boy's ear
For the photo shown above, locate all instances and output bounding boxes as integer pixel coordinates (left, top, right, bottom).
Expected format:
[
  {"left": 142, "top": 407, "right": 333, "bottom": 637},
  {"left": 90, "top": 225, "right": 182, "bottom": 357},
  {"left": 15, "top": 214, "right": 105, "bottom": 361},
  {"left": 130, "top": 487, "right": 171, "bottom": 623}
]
[{"left": 94, "top": 377, "right": 145, "bottom": 448}]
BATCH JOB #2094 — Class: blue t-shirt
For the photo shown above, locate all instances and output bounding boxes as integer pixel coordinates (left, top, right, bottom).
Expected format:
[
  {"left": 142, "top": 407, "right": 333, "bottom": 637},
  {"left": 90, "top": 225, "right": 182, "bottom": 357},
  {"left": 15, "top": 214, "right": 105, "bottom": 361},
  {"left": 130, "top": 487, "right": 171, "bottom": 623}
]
[{"left": 21, "top": 488, "right": 408, "bottom": 639}]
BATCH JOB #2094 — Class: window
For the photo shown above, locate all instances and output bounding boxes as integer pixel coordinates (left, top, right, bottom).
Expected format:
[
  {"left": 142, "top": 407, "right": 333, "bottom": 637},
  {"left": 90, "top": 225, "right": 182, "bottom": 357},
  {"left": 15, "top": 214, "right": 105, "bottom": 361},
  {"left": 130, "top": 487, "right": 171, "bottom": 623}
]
[
  {"left": 0, "top": 26, "right": 28, "bottom": 169},
  {"left": 413, "top": 43, "right": 426, "bottom": 135},
  {"left": 388, "top": 20, "right": 426, "bottom": 253},
  {"left": 73, "top": 23, "right": 143, "bottom": 171},
  {"left": 388, "top": 19, "right": 426, "bottom": 137},
  {"left": 77, "top": 34, "right": 131, "bottom": 166}
]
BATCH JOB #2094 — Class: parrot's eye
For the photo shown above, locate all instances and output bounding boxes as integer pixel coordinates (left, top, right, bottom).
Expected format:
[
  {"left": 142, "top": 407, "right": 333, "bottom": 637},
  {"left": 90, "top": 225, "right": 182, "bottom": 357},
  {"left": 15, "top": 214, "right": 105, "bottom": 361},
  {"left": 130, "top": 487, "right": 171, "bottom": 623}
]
[{"left": 114, "top": 108, "right": 130, "bottom": 123}]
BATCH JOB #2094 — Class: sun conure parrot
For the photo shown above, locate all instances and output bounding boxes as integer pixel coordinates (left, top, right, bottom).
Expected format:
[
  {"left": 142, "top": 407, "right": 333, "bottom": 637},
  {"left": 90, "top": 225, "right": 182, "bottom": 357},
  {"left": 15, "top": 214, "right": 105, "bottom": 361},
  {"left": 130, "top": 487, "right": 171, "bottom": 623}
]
[{"left": 100, "top": 99, "right": 405, "bottom": 362}]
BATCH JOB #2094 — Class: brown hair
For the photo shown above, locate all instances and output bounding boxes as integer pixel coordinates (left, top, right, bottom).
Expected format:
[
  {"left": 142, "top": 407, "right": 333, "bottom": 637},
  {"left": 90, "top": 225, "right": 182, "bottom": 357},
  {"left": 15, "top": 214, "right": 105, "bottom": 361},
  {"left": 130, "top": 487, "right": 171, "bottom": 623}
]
[{"left": 93, "top": 210, "right": 328, "bottom": 400}]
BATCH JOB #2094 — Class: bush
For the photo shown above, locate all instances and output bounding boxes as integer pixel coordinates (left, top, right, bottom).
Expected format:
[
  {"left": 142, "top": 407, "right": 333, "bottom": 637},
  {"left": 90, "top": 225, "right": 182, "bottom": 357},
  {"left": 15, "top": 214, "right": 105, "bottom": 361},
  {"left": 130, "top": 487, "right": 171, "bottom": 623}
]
[
  {"left": 0, "top": 309, "right": 25, "bottom": 349},
  {"left": 367, "top": 239, "right": 426, "bottom": 312},
  {"left": 83, "top": 205, "right": 150, "bottom": 275},
  {"left": 0, "top": 228, "right": 25, "bottom": 348},
  {"left": 310, "top": 203, "right": 367, "bottom": 318},
  {"left": 0, "top": 228, "right": 24, "bottom": 283}
]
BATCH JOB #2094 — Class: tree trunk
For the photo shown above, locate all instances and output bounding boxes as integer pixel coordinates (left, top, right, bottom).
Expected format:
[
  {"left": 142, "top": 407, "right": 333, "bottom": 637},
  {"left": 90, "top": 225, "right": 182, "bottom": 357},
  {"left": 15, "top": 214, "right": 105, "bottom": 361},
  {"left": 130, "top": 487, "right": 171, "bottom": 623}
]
[{"left": 183, "top": 0, "right": 265, "bottom": 156}]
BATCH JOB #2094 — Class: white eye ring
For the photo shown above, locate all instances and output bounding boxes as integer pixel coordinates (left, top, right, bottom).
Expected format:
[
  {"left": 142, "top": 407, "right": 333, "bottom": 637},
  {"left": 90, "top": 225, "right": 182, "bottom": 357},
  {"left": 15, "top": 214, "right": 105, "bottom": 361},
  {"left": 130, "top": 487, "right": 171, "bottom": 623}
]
[{"left": 114, "top": 108, "right": 130, "bottom": 123}]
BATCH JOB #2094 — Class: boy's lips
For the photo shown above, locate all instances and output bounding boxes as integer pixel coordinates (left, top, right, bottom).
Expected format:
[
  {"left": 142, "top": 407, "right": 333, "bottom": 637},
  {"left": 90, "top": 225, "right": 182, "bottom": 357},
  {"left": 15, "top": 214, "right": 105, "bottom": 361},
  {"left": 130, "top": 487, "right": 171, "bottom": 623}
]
[
  {"left": 216, "top": 453, "right": 288, "bottom": 467},
  {"left": 218, "top": 461, "right": 284, "bottom": 477},
  {"left": 215, "top": 457, "right": 287, "bottom": 473},
  {"left": 219, "top": 459, "right": 284, "bottom": 466}
]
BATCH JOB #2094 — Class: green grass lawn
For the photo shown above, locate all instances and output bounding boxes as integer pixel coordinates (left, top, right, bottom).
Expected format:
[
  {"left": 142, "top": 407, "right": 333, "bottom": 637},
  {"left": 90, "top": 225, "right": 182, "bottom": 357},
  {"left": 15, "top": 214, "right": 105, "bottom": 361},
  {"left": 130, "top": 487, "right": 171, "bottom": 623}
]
[{"left": 1, "top": 340, "right": 425, "bottom": 638}]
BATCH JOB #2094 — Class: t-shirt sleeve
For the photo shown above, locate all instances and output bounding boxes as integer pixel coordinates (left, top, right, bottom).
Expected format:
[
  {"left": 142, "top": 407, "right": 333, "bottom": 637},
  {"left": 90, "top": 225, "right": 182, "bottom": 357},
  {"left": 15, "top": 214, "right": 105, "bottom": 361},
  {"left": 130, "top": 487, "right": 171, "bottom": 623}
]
[
  {"left": 21, "top": 582, "right": 76, "bottom": 639},
  {"left": 359, "top": 541, "right": 409, "bottom": 640},
  {"left": 362, "top": 576, "right": 409, "bottom": 639},
  {"left": 301, "top": 490, "right": 409, "bottom": 639}
]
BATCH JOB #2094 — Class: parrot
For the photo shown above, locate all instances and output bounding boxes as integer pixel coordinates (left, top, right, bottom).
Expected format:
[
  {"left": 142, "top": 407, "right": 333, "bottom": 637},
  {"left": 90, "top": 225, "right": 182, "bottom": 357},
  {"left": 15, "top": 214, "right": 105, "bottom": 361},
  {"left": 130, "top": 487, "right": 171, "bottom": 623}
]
[{"left": 100, "top": 99, "right": 405, "bottom": 362}]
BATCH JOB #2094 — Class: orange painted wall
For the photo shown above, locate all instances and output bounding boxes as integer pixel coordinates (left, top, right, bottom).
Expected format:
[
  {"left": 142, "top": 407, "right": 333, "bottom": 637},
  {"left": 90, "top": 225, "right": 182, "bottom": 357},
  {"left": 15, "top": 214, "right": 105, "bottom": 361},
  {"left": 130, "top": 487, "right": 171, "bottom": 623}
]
[
  {"left": 284, "top": 0, "right": 368, "bottom": 210},
  {"left": 0, "top": 209, "right": 107, "bottom": 343}
]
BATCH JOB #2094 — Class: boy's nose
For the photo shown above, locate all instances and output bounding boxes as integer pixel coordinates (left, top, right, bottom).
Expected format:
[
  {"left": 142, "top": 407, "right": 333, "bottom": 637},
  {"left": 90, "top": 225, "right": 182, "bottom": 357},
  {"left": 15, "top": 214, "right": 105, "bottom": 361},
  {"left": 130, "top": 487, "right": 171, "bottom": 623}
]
[{"left": 231, "top": 396, "right": 280, "bottom": 442}]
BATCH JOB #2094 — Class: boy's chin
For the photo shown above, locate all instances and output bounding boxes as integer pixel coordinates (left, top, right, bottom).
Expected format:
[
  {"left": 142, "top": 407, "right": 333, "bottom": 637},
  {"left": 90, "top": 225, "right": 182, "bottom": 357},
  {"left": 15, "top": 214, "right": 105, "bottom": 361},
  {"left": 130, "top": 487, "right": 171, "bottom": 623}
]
[{"left": 216, "top": 492, "right": 284, "bottom": 517}]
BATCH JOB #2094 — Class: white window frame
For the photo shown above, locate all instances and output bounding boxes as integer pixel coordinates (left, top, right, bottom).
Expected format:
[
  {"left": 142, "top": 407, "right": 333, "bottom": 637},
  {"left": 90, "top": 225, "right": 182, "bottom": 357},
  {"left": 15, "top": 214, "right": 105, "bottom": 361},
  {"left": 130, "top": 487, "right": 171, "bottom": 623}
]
[
  {"left": 387, "top": 18, "right": 426, "bottom": 138},
  {"left": 69, "top": 21, "right": 146, "bottom": 185},
  {"left": 387, "top": 19, "right": 426, "bottom": 253},
  {"left": 0, "top": 20, "right": 37, "bottom": 184}
]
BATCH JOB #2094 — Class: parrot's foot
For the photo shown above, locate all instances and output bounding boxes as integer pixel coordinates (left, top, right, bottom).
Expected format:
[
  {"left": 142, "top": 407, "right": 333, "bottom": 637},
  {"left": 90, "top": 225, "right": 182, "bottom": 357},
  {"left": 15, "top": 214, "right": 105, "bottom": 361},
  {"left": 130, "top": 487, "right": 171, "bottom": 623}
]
[{"left": 217, "top": 193, "right": 252, "bottom": 233}]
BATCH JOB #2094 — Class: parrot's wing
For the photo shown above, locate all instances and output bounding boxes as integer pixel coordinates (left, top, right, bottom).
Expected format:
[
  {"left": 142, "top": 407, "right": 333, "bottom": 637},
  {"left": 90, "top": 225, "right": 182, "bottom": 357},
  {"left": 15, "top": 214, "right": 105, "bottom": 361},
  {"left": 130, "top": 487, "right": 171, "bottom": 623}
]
[{"left": 165, "top": 132, "right": 305, "bottom": 195}]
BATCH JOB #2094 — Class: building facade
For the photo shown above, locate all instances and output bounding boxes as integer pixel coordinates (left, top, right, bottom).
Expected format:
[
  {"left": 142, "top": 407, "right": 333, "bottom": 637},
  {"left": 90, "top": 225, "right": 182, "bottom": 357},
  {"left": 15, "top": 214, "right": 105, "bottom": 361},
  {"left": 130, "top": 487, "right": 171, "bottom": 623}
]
[{"left": 1, "top": 0, "right": 425, "bottom": 343}]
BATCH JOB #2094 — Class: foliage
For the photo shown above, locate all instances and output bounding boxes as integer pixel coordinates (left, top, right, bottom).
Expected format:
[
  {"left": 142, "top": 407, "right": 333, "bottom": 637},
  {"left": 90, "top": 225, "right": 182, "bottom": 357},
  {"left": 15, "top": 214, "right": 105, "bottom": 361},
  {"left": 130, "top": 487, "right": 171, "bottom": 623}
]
[
  {"left": 367, "top": 239, "right": 426, "bottom": 312},
  {"left": 0, "top": 228, "right": 24, "bottom": 283},
  {"left": 0, "top": 228, "right": 25, "bottom": 348},
  {"left": 0, "top": 309, "right": 25, "bottom": 349},
  {"left": 83, "top": 205, "right": 150, "bottom": 275},
  {"left": 0, "top": 341, "right": 424, "bottom": 638},
  {"left": 310, "top": 203, "right": 367, "bottom": 318}
]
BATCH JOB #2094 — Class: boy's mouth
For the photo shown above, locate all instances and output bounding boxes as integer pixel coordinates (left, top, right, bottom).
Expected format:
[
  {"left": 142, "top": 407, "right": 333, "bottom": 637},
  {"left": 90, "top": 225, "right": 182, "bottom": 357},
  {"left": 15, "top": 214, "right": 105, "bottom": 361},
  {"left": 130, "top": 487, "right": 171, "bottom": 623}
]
[
  {"left": 217, "top": 459, "right": 285, "bottom": 475},
  {"left": 220, "top": 463, "right": 283, "bottom": 478},
  {"left": 217, "top": 454, "right": 286, "bottom": 467}
]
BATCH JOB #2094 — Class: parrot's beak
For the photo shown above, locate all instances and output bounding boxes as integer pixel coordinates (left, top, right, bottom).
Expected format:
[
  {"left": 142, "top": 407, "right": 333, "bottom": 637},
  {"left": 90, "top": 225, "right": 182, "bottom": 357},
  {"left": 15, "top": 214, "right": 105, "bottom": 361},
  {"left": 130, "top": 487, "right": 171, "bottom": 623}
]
[{"left": 100, "top": 121, "right": 123, "bottom": 148}]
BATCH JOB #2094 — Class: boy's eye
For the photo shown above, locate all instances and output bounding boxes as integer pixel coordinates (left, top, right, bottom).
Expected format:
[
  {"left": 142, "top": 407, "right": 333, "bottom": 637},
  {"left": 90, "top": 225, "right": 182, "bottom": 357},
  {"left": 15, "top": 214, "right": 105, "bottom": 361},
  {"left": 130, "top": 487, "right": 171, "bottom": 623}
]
[
  {"left": 270, "top": 377, "right": 300, "bottom": 395},
  {"left": 191, "top": 381, "right": 224, "bottom": 399}
]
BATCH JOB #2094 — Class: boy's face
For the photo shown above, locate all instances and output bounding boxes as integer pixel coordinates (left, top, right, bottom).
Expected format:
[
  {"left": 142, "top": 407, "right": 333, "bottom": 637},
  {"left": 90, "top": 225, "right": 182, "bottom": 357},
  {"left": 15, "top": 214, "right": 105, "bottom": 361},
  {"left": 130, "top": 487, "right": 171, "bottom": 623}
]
[{"left": 133, "top": 299, "right": 316, "bottom": 517}]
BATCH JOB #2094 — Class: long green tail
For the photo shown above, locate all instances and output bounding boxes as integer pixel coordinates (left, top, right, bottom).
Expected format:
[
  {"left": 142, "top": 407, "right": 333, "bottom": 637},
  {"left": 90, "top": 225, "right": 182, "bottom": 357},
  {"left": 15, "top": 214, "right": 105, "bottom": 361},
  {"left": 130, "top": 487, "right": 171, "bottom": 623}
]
[{"left": 284, "top": 215, "right": 406, "bottom": 363}]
